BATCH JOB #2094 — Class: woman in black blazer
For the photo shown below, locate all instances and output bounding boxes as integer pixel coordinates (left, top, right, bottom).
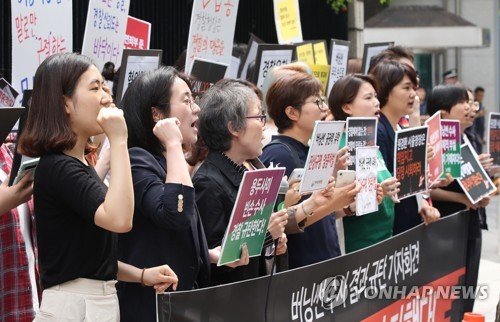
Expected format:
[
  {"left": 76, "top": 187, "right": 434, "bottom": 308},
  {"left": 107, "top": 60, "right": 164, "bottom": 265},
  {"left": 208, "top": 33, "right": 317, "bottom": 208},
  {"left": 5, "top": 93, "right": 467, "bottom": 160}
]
[{"left": 118, "top": 67, "right": 248, "bottom": 322}]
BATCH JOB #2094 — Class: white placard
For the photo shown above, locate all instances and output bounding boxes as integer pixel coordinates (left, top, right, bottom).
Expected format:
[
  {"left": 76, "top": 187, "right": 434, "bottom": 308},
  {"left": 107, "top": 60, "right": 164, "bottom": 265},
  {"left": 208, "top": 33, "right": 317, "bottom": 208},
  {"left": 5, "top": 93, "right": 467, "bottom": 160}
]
[
  {"left": 327, "top": 40, "right": 349, "bottom": 97},
  {"left": 240, "top": 38, "right": 261, "bottom": 80},
  {"left": 256, "top": 49, "right": 294, "bottom": 89},
  {"left": 355, "top": 146, "right": 379, "bottom": 216},
  {"left": 121, "top": 55, "right": 161, "bottom": 100},
  {"left": 362, "top": 42, "right": 393, "bottom": 74},
  {"left": 228, "top": 56, "right": 241, "bottom": 79},
  {"left": 299, "top": 121, "right": 345, "bottom": 193},
  {"left": 81, "top": 0, "right": 131, "bottom": 71},
  {"left": 11, "top": 0, "right": 73, "bottom": 104},
  {"left": 185, "top": 0, "right": 240, "bottom": 78}
]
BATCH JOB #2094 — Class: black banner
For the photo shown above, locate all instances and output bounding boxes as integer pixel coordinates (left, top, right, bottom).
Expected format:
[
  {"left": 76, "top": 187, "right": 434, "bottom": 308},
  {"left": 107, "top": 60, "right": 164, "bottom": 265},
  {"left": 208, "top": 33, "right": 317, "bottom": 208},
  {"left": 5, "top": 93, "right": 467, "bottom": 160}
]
[
  {"left": 157, "top": 211, "right": 469, "bottom": 322},
  {"left": 394, "top": 126, "right": 428, "bottom": 199}
]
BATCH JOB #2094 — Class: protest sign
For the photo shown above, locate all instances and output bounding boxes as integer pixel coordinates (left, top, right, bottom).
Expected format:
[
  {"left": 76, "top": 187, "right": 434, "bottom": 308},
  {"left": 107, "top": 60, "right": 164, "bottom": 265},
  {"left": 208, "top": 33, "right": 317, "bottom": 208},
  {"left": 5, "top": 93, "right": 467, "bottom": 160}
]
[
  {"left": 295, "top": 43, "right": 315, "bottom": 65},
  {"left": 355, "top": 146, "right": 379, "bottom": 216},
  {"left": 394, "top": 126, "right": 428, "bottom": 200},
  {"left": 253, "top": 44, "right": 295, "bottom": 89},
  {"left": 440, "top": 120, "right": 461, "bottom": 178},
  {"left": 327, "top": 39, "right": 350, "bottom": 97},
  {"left": 189, "top": 58, "right": 229, "bottom": 96},
  {"left": 299, "top": 121, "right": 345, "bottom": 193},
  {"left": 312, "top": 41, "right": 328, "bottom": 65},
  {"left": 158, "top": 211, "right": 469, "bottom": 322},
  {"left": 238, "top": 34, "right": 264, "bottom": 80},
  {"left": 0, "top": 78, "right": 19, "bottom": 107},
  {"left": 425, "top": 111, "right": 444, "bottom": 185},
  {"left": 124, "top": 16, "right": 151, "bottom": 50},
  {"left": 228, "top": 56, "right": 241, "bottom": 79},
  {"left": 11, "top": 0, "right": 72, "bottom": 103},
  {"left": 309, "top": 64, "right": 330, "bottom": 93},
  {"left": 114, "top": 49, "right": 162, "bottom": 104},
  {"left": 273, "top": 0, "right": 303, "bottom": 44},
  {"left": 345, "top": 117, "right": 378, "bottom": 170},
  {"left": 218, "top": 168, "right": 285, "bottom": 266},
  {"left": 457, "top": 141, "right": 497, "bottom": 204},
  {"left": 0, "top": 107, "right": 24, "bottom": 144},
  {"left": 81, "top": 0, "right": 130, "bottom": 71},
  {"left": 185, "top": 0, "right": 239, "bottom": 77},
  {"left": 487, "top": 112, "right": 500, "bottom": 166},
  {"left": 361, "top": 42, "right": 393, "bottom": 74}
]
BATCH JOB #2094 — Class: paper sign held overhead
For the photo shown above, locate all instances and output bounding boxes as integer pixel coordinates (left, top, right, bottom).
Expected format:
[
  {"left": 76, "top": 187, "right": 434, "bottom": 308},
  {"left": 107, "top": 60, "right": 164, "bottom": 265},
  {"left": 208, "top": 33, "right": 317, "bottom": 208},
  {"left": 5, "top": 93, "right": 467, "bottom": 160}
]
[
  {"left": 11, "top": 0, "right": 72, "bottom": 104},
  {"left": 124, "top": 16, "right": 151, "bottom": 50},
  {"left": 361, "top": 42, "right": 394, "bottom": 74},
  {"left": 312, "top": 41, "right": 328, "bottom": 65},
  {"left": 81, "top": 0, "right": 130, "bottom": 71},
  {"left": 327, "top": 39, "right": 350, "bottom": 97},
  {"left": 0, "top": 78, "right": 19, "bottom": 107},
  {"left": 253, "top": 44, "right": 295, "bottom": 89},
  {"left": 114, "top": 49, "right": 162, "bottom": 104},
  {"left": 273, "top": 0, "right": 303, "bottom": 44},
  {"left": 185, "top": 0, "right": 240, "bottom": 77}
]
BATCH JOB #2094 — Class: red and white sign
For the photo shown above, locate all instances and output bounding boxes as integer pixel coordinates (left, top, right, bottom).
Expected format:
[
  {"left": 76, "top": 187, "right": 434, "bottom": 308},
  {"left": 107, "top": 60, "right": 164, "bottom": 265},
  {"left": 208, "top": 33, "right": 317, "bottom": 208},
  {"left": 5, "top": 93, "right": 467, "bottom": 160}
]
[{"left": 124, "top": 16, "right": 151, "bottom": 50}]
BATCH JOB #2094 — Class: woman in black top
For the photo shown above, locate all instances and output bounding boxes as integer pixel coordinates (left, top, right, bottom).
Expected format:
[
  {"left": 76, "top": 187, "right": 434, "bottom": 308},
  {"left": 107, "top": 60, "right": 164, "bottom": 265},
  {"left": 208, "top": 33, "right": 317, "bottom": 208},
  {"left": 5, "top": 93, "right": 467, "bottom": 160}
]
[
  {"left": 193, "top": 79, "right": 289, "bottom": 285},
  {"left": 19, "top": 53, "right": 177, "bottom": 321},
  {"left": 118, "top": 67, "right": 249, "bottom": 321},
  {"left": 370, "top": 61, "right": 440, "bottom": 235}
]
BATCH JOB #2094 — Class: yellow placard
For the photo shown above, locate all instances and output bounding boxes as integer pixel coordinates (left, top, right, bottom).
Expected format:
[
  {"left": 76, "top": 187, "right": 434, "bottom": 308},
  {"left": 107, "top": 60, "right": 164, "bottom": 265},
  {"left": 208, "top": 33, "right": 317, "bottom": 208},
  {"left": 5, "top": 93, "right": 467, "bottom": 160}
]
[
  {"left": 296, "top": 43, "right": 315, "bottom": 65},
  {"left": 310, "top": 64, "right": 330, "bottom": 94},
  {"left": 313, "top": 42, "right": 328, "bottom": 65},
  {"left": 277, "top": 0, "right": 301, "bottom": 42}
]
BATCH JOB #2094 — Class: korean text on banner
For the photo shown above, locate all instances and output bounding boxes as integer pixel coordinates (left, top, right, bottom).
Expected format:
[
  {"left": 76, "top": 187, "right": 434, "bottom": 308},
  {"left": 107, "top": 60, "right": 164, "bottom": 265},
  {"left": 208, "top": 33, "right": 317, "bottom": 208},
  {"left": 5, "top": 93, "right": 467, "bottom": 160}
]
[
  {"left": 273, "top": 0, "right": 303, "bottom": 44},
  {"left": 425, "top": 112, "right": 444, "bottom": 185},
  {"left": 81, "top": 0, "right": 130, "bottom": 71},
  {"left": 356, "top": 146, "right": 379, "bottom": 216},
  {"left": 218, "top": 168, "right": 285, "bottom": 266},
  {"left": 11, "top": 0, "right": 72, "bottom": 102},
  {"left": 299, "top": 121, "right": 345, "bottom": 194},
  {"left": 124, "top": 16, "right": 151, "bottom": 50},
  {"left": 185, "top": 0, "right": 240, "bottom": 77},
  {"left": 440, "top": 120, "right": 461, "bottom": 178}
]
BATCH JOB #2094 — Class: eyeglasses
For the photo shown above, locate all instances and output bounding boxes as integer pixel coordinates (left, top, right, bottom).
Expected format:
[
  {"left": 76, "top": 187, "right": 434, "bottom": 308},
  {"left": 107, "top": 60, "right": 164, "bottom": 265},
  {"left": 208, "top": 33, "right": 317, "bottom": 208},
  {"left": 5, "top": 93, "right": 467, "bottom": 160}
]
[
  {"left": 184, "top": 96, "right": 200, "bottom": 111},
  {"left": 303, "top": 96, "right": 328, "bottom": 111},
  {"left": 246, "top": 114, "right": 267, "bottom": 125}
]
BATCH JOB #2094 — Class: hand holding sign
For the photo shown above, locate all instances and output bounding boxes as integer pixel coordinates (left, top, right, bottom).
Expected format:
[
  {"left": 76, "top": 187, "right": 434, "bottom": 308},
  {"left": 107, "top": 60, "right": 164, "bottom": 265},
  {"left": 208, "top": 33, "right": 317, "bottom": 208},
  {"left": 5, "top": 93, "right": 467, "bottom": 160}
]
[{"left": 267, "top": 209, "right": 288, "bottom": 240}]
